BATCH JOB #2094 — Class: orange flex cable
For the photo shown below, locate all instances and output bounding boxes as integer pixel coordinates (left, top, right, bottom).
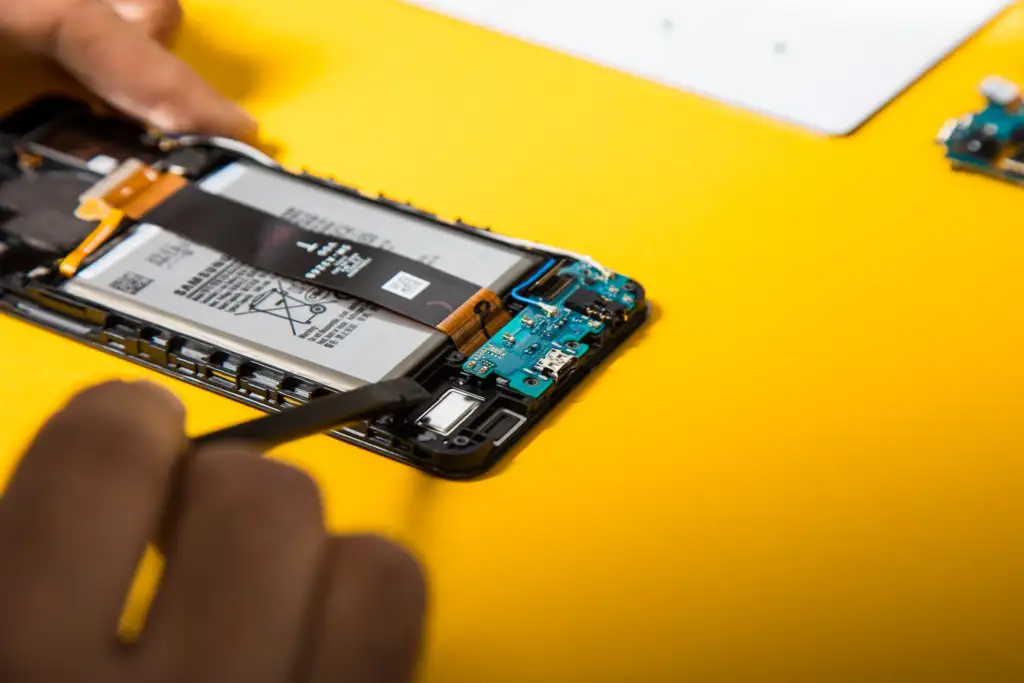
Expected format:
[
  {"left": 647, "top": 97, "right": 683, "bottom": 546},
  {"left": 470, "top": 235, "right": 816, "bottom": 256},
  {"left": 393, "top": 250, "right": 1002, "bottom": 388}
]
[
  {"left": 116, "top": 173, "right": 188, "bottom": 218},
  {"left": 77, "top": 159, "right": 187, "bottom": 218},
  {"left": 437, "top": 289, "right": 512, "bottom": 355},
  {"left": 59, "top": 205, "right": 126, "bottom": 277}
]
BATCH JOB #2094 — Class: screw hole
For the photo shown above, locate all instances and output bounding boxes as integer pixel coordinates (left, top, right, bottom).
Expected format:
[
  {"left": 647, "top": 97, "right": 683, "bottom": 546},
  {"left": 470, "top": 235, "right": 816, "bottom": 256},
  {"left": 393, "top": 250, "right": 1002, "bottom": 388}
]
[
  {"left": 524, "top": 377, "right": 540, "bottom": 387},
  {"left": 566, "top": 340, "right": 580, "bottom": 350},
  {"left": 452, "top": 435, "right": 471, "bottom": 447}
]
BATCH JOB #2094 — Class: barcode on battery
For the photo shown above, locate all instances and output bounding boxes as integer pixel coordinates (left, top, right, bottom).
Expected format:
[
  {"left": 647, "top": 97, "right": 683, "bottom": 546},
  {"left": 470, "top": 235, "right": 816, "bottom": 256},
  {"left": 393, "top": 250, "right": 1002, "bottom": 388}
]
[
  {"left": 147, "top": 240, "right": 195, "bottom": 267},
  {"left": 381, "top": 271, "right": 430, "bottom": 300},
  {"left": 110, "top": 271, "right": 154, "bottom": 296}
]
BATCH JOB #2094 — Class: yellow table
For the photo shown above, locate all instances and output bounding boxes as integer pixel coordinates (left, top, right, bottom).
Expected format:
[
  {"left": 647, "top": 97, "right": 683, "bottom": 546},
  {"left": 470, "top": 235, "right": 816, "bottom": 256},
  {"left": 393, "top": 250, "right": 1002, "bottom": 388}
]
[{"left": 2, "top": 2, "right": 1023, "bottom": 681}]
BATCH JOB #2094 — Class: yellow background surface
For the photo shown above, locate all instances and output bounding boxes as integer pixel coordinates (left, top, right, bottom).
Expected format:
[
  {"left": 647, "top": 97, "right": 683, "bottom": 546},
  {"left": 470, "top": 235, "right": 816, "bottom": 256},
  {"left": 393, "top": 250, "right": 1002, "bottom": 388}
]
[{"left": 1, "top": 1, "right": 1023, "bottom": 681}]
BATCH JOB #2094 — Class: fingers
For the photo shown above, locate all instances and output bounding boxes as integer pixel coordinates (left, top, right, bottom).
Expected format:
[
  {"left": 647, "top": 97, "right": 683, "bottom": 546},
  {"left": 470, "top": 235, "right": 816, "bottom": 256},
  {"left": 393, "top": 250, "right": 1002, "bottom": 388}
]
[
  {"left": 103, "top": 0, "right": 182, "bottom": 44},
  {"left": 0, "top": 378, "right": 428, "bottom": 682},
  {"left": 0, "top": 0, "right": 255, "bottom": 137},
  {"left": 140, "top": 444, "right": 328, "bottom": 682},
  {"left": 140, "top": 444, "right": 427, "bottom": 683},
  {"left": 0, "top": 381, "right": 186, "bottom": 664},
  {"left": 309, "top": 536, "right": 428, "bottom": 683}
]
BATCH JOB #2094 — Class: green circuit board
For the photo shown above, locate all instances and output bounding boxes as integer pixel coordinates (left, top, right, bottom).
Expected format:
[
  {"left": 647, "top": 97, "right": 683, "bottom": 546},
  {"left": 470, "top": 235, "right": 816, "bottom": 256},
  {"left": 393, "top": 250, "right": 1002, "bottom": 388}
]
[
  {"left": 463, "top": 260, "right": 638, "bottom": 398},
  {"left": 938, "top": 76, "right": 1024, "bottom": 186}
]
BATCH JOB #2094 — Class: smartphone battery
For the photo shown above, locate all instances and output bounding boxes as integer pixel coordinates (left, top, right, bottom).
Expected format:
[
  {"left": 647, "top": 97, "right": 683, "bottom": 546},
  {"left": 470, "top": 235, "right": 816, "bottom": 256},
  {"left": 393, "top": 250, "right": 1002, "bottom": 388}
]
[{"left": 62, "top": 162, "right": 541, "bottom": 390}]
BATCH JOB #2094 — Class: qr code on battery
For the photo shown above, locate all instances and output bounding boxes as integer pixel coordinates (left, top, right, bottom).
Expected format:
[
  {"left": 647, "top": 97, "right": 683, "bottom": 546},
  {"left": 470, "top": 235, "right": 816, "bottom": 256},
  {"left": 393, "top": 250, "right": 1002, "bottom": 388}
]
[
  {"left": 110, "top": 271, "right": 154, "bottom": 296},
  {"left": 381, "top": 271, "right": 430, "bottom": 300}
]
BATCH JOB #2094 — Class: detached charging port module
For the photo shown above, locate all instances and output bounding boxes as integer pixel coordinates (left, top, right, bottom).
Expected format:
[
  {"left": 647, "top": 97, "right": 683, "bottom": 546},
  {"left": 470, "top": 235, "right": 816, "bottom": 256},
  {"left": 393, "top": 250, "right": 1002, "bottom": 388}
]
[{"left": 938, "top": 76, "right": 1024, "bottom": 187}]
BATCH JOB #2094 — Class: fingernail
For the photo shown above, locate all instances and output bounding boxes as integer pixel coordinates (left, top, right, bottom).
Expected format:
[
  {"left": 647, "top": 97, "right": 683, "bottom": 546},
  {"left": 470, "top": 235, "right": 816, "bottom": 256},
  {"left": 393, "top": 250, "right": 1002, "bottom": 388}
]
[
  {"left": 108, "top": 0, "right": 150, "bottom": 24},
  {"left": 144, "top": 104, "right": 184, "bottom": 133}
]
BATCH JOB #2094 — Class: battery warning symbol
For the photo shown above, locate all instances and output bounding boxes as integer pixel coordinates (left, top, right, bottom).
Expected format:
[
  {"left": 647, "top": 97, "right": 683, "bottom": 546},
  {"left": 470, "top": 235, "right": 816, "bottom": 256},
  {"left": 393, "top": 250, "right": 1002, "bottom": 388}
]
[{"left": 237, "top": 281, "right": 329, "bottom": 335}]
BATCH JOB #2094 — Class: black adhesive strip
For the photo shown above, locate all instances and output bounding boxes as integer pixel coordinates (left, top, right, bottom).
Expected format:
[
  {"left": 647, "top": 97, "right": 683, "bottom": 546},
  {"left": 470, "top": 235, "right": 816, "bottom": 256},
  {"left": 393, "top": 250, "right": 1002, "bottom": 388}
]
[{"left": 141, "top": 184, "right": 482, "bottom": 327}]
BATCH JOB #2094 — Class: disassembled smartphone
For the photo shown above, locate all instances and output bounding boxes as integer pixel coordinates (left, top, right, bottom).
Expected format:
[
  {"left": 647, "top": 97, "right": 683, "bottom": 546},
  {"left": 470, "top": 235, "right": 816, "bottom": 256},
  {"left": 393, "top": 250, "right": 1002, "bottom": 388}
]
[
  {"left": 0, "top": 96, "right": 648, "bottom": 478},
  {"left": 937, "top": 75, "right": 1024, "bottom": 186}
]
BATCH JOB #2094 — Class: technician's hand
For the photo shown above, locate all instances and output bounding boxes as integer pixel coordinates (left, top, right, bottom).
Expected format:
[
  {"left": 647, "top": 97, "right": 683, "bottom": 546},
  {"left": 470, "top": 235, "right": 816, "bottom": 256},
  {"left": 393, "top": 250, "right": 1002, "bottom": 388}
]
[
  {"left": 0, "top": 0, "right": 256, "bottom": 137},
  {"left": 0, "top": 381, "right": 427, "bottom": 683}
]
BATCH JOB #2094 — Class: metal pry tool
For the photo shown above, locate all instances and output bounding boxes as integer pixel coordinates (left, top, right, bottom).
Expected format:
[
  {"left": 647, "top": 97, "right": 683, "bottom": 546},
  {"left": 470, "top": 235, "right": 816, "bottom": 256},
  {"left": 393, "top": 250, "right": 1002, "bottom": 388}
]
[{"left": 193, "top": 378, "right": 430, "bottom": 449}]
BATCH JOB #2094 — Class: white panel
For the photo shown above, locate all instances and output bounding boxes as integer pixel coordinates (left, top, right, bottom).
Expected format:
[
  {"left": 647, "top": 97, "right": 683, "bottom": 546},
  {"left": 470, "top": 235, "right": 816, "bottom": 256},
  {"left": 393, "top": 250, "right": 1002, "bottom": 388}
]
[{"left": 406, "top": 0, "right": 1012, "bottom": 135}]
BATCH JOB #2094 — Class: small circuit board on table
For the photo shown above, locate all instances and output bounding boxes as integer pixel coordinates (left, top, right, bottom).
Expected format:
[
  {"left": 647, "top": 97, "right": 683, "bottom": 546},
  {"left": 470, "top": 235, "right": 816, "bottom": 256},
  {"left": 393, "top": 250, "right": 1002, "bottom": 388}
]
[
  {"left": 463, "top": 260, "right": 639, "bottom": 398},
  {"left": 937, "top": 76, "right": 1024, "bottom": 186}
]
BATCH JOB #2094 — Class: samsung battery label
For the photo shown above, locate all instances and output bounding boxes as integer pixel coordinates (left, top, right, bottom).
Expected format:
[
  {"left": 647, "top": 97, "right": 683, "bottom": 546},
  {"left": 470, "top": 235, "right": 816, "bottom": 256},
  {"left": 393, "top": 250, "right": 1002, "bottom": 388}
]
[
  {"left": 141, "top": 184, "right": 481, "bottom": 327},
  {"left": 68, "top": 224, "right": 438, "bottom": 388},
  {"left": 171, "top": 256, "right": 373, "bottom": 349}
]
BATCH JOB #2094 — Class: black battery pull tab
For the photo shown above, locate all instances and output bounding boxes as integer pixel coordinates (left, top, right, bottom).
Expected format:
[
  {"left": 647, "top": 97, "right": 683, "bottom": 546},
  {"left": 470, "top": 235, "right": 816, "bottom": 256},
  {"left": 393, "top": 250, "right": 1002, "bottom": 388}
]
[{"left": 139, "top": 183, "right": 511, "bottom": 352}]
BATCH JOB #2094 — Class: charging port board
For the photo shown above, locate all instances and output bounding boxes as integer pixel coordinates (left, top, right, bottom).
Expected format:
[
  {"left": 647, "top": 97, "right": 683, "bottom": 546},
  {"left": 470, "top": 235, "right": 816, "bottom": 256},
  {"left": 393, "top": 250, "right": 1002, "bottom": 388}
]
[
  {"left": 938, "top": 76, "right": 1024, "bottom": 186},
  {"left": 462, "top": 261, "right": 638, "bottom": 398}
]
